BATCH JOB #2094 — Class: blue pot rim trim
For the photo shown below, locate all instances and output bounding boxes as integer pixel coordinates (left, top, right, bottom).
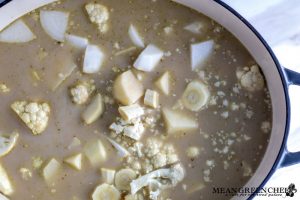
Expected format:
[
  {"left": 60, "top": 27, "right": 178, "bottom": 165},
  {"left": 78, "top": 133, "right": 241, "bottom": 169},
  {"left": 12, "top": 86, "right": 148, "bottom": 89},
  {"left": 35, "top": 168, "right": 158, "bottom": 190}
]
[
  {"left": 213, "top": 0, "right": 291, "bottom": 199},
  {"left": 0, "top": 0, "right": 11, "bottom": 7}
]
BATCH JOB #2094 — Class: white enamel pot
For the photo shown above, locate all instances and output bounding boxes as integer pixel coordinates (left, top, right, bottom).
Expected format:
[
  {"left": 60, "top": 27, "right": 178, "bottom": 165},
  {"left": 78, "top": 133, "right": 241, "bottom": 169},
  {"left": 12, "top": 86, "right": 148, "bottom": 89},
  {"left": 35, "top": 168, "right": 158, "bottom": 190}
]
[{"left": 1, "top": 0, "right": 300, "bottom": 199}]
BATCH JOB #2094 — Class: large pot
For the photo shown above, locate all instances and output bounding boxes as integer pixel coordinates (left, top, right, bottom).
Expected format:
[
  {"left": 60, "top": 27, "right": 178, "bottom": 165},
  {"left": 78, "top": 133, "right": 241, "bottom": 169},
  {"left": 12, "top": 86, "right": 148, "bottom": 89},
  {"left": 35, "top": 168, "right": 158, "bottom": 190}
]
[{"left": 0, "top": 0, "right": 300, "bottom": 199}]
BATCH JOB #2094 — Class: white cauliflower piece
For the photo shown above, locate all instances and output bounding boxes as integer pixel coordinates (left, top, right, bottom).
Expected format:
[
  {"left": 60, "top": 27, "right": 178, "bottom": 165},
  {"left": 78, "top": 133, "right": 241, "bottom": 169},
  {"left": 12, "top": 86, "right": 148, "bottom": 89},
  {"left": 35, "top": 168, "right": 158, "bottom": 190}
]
[
  {"left": 11, "top": 101, "right": 50, "bottom": 135},
  {"left": 163, "top": 144, "right": 179, "bottom": 165},
  {"left": 236, "top": 65, "right": 264, "bottom": 92},
  {"left": 151, "top": 153, "right": 167, "bottom": 169},
  {"left": 261, "top": 121, "right": 271, "bottom": 133},
  {"left": 70, "top": 81, "right": 95, "bottom": 105},
  {"left": 109, "top": 118, "right": 145, "bottom": 141},
  {"left": 123, "top": 121, "right": 145, "bottom": 141},
  {"left": 19, "top": 168, "right": 32, "bottom": 180},
  {"left": 186, "top": 146, "right": 200, "bottom": 159},
  {"left": 85, "top": 3, "right": 109, "bottom": 33},
  {"left": 130, "top": 164, "right": 185, "bottom": 196},
  {"left": 144, "top": 138, "right": 162, "bottom": 158},
  {"left": 0, "top": 83, "right": 10, "bottom": 93}
]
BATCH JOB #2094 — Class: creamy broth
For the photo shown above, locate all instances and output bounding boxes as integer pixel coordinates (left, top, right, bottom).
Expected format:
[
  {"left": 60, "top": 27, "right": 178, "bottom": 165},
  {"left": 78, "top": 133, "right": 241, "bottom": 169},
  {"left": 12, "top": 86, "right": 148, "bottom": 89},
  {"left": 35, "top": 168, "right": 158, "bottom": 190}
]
[{"left": 0, "top": 0, "right": 272, "bottom": 200}]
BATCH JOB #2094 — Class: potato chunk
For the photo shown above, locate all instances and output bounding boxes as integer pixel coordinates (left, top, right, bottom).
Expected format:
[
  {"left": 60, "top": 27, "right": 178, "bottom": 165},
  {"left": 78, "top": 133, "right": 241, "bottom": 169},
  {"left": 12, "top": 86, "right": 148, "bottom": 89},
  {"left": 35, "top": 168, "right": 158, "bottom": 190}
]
[
  {"left": 84, "top": 140, "right": 107, "bottom": 167},
  {"left": 0, "top": 163, "right": 13, "bottom": 196},
  {"left": 82, "top": 93, "right": 104, "bottom": 124},
  {"left": 155, "top": 71, "right": 171, "bottom": 96},
  {"left": 64, "top": 153, "right": 82, "bottom": 170},
  {"left": 113, "top": 70, "right": 144, "bottom": 105},
  {"left": 42, "top": 158, "right": 61, "bottom": 184},
  {"left": 162, "top": 108, "right": 198, "bottom": 134},
  {"left": 11, "top": 101, "right": 50, "bottom": 135},
  {"left": 144, "top": 89, "right": 159, "bottom": 108},
  {"left": 118, "top": 104, "right": 144, "bottom": 121}
]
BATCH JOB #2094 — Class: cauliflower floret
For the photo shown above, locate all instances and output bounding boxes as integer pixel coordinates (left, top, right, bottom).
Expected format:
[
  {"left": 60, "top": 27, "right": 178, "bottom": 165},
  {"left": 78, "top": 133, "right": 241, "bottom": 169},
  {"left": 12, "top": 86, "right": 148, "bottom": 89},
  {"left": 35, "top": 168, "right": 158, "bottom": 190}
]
[
  {"left": 151, "top": 153, "right": 167, "bottom": 169},
  {"left": 19, "top": 168, "right": 32, "bottom": 180},
  {"left": 236, "top": 65, "right": 264, "bottom": 92},
  {"left": 130, "top": 164, "right": 185, "bottom": 198},
  {"left": 70, "top": 81, "right": 95, "bottom": 105},
  {"left": 186, "top": 146, "right": 200, "bottom": 159},
  {"left": 11, "top": 101, "right": 50, "bottom": 135},
  {"left": 163, "top": 144, "right": 179, "bottom": 165},
  {"left": 85, "top": 3, "right": 109, "bottom": 33},
  {"left": 261, "top": 121, "right": 271, "bottom": 133},
  {"left": 144, "top": 138, "right": 162, "bottom": 158},
  {"left": 109, "top": 118, "right": 145, "bottom": 141},
  {"left": 0, "top": 83, "right": 10, "bottom": 93}
]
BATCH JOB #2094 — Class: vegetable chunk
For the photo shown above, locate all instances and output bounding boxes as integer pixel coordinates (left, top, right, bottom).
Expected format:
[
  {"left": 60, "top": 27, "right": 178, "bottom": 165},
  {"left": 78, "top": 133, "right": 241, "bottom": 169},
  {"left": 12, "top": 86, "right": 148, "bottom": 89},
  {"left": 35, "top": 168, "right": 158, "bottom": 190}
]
[
  {"left": 155, "top": 71, "right": 171, "bottom": 96},
  {"left": 144, "top": 89, "right": 159, "bottom": 108},
  {"left": 82, "top": 93, "right": 104, "bottom": 124},
  {"left": 162, "top": 108, "right": 198, "bottom": 134},
  {"left": 92, "top": 183, "right": 120, "bottom": 200},
  {"left": 113, "top": 70, "right": 144, "bottom": 105},
  {"left": 118, "top": 104, "right": 144, "bottom": 121},
  {"left": 0, "top": 132, "right": 19, "bottom": 158},
  {"left": 0, "top": 163, "right": 13, "bottom": 196},
  {"left": 83, "top": 44, "right": 105, "bottom": 74},
  {"left": 115, "top": 168, "right": 136, "bottom": 191},
  {"left": 40, "top": 10, "right": 69, "bottom": 42},
  {"left": 11, "top": 101, "right": 50, "bottom": 135},
  {"left": 0, "top": 193, "right": 9, "bottom": 200},
  {"left": 181, "top": 80, "right": 210, "bottom": 111},
  {"left": 64, "top": 153, "right": 82, "bottom": 170},
  {"left": 101, "top": 168, "right": 116, "bottom": 184},
  {"left": 70, "top": 81, "right": 95, "bottom": 105},
  {"left": 133, "top": 44, "right": 164, "bottom": 72},
  {"left": 191, "top": 40, "right": 214, "bottom": 70},
  {"left": 128, "top": 24, "right": 145, "bottom": 48},
  {"left": 85, "top": 3, "right": 110, "bottom": 33},
  {"left": 84, "top": 140, "right": 107, "bottom": 166},
  {"left": 42, "top": 158, "right": 61, "bottom": 184},
  {"left": 65, "top": 34, "right": 89, "bottom": 49},
  {"left": 236, "top": 65, "right": 265, "bottom": 92},
  {"left": 0, "top": 20, "right": 36, "bottom": 43}
]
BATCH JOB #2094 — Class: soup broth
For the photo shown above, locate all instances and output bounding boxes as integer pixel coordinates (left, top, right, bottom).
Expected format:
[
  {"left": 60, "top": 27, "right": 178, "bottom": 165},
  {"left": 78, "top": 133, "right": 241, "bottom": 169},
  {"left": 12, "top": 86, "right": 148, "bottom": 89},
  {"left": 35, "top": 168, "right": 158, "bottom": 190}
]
[{"left": 0, "top": 0, "right": 272, "bottom": 199}]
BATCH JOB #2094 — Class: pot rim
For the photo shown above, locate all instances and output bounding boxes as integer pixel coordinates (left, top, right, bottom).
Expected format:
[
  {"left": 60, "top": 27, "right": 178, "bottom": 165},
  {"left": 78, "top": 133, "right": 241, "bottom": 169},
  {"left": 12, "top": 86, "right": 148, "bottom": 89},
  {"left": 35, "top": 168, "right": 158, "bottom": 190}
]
[{"left": 214, "top": 0, "right": 291, "bottom": 198}]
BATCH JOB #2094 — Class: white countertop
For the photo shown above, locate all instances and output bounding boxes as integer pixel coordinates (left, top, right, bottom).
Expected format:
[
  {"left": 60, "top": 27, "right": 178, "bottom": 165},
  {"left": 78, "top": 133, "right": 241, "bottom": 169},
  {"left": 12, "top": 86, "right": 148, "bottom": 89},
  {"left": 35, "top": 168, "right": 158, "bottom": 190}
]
[{"left": 223, "top": 1, "right": 300, "bottom": 199}]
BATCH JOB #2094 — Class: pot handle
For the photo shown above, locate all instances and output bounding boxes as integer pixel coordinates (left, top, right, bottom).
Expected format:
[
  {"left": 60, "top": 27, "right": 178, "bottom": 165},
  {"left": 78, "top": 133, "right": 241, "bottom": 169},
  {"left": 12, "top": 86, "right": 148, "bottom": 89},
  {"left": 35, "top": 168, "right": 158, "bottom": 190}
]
[
  {"left": 278, "top": 68, "right": 300, "bottom": 168},
  {"left": 284, "top": 68, "right": 300, "bottom": 85}
]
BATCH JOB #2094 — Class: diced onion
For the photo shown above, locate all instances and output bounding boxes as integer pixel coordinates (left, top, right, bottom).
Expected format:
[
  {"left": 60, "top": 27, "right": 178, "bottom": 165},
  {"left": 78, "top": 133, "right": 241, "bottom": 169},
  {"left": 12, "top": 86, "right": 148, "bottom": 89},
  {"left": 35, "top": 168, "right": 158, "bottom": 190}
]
[
  {"left": 184, "top": 22, "right": 203, "bottom": 34},
  {"left": 105, "top": 137, "right": 129, "bottom": 158},
  {"left": 133, "top": 44, "right": 164, "bottom": 72},
  {"left": 40, "top": 10, "right": 69, "bottom": 42},
  {"left": 0, "top": 20, "right": 36, "bottom": 43},
  {"left": 128, "top": 24, "right": 145, "bottom": 48},
  {"left": 83, "top": 44, "right": 105, "bottom": 74},
  {"left": 191, "top": 40, "right": 214, "bottom": 71},
  {"left": 65, "top": 34, "right": 88, "bottom": 49}
]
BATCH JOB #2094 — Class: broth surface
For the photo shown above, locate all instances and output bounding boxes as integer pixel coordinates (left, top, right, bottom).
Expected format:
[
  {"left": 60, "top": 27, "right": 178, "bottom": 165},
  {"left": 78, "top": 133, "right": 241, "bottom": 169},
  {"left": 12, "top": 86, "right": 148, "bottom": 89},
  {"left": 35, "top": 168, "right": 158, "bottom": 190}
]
[{"left": 0, "top": 0, "right": 272, "bottom": 199}]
